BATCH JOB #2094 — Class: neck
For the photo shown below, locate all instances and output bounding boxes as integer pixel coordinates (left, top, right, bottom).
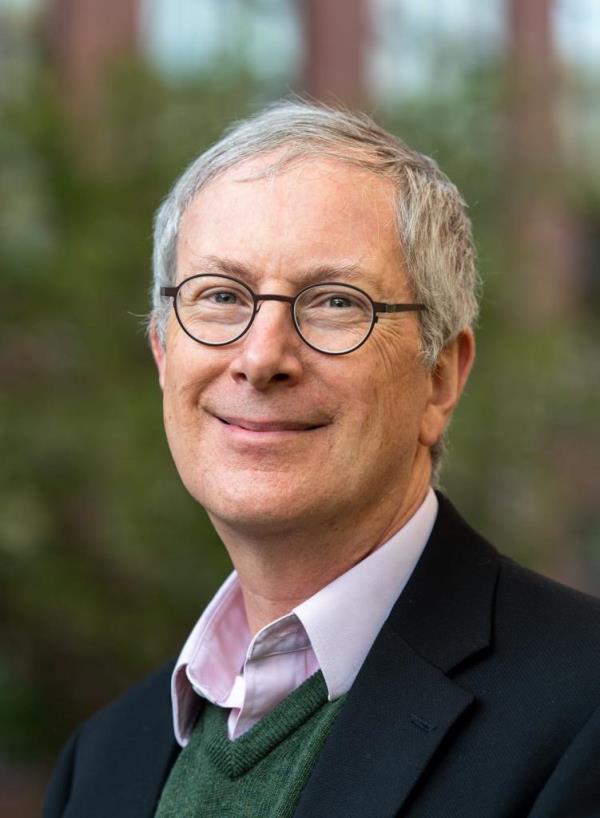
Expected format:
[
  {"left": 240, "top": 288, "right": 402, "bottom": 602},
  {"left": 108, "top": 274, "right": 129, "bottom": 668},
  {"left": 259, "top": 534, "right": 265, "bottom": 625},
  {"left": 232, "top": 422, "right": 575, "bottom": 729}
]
[{"left": 209, "top": 463, "right": 432, "bottom": 636}]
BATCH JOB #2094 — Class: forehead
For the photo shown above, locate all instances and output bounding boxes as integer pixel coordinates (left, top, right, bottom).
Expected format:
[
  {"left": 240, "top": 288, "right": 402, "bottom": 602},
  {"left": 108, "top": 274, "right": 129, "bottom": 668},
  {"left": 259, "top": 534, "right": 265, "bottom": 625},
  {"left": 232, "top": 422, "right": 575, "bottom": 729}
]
[{"left": 177, "top": 153, "right": 407, "bottom": 293}]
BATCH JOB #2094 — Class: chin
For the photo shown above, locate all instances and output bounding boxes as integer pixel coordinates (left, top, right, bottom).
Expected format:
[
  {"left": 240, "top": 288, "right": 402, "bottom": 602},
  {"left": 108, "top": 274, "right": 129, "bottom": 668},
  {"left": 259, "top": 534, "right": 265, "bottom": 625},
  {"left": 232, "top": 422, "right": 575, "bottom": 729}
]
[{"left": 190, "top": 470, "right": 324, "bottom": 533}]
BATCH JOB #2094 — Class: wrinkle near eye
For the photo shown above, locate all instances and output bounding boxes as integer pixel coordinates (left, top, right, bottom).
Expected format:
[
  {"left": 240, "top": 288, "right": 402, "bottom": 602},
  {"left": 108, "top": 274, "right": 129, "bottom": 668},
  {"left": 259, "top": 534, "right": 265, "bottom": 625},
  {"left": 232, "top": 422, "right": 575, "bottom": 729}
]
[{"left": 368, "top": 321, "right": 421, "bottom": 378}]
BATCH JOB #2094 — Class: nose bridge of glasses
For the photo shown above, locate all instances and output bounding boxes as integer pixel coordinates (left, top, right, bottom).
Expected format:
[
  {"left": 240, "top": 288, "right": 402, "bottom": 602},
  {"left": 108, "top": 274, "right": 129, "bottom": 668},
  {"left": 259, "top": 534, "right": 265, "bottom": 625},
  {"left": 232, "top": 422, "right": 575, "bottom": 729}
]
[
  {"left": 253, "top": 293, "right": 296, "bottom": 328},
  {"left": 255, "top": 293, "right": 296, "bottom": 308},
  {"left": 251, "top": 290, "right": 297, "bottom": 333},
  {"left": 244, "top": 292, "right": 303, "bottom": 354}
]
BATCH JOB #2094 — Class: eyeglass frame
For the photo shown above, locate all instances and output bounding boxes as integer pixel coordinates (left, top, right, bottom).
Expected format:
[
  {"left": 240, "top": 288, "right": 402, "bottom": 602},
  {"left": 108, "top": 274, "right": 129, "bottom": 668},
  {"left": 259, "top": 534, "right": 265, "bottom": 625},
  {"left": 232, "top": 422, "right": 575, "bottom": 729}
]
[{"left": 160, "top": 273, "right": 428, "bottom": 356}]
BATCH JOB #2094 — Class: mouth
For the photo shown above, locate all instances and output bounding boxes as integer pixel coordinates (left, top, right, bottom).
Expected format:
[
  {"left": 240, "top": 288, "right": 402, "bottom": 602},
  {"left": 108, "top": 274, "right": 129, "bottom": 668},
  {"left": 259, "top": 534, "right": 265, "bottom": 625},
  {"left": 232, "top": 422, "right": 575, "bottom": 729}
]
[{"left": 215, "top": 415, "right": 325, "bottom": 433}]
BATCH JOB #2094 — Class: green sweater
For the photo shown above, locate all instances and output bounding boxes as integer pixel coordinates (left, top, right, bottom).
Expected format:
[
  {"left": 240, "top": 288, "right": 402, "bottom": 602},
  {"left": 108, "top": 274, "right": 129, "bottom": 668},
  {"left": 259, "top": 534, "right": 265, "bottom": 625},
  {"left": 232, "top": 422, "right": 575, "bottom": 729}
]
[{"left": 154, "top": 671, "right": 346, "bottom": 818}]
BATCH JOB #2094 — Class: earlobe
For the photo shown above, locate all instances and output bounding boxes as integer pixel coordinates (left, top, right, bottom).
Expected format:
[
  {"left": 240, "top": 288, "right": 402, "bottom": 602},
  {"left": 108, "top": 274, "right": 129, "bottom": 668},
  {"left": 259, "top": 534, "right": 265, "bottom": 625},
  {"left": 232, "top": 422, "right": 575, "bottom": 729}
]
[{"left": 150, "top": 324, "right": 167, "bottom": 391}]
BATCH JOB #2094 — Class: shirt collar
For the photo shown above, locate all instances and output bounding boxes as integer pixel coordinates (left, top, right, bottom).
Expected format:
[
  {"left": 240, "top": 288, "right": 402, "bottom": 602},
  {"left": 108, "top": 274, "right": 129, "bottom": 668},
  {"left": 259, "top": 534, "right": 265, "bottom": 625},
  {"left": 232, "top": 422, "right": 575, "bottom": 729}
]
[
  {"left": 295, "top": 488, "right": 438, "bottom": 698},
  {"left": 171, "top": 573, "right": 249, "bottom": 744},
  {"left": 171, "top": 488, "right": 438, "bottom": 746}
]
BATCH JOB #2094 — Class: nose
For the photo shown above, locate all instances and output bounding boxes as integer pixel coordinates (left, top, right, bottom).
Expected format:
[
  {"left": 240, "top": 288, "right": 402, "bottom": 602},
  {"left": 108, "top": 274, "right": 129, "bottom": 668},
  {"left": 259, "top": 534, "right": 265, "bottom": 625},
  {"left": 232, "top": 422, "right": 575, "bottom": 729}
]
[{"left": 229, "top": 301, "right": 304, "bottom": 390}]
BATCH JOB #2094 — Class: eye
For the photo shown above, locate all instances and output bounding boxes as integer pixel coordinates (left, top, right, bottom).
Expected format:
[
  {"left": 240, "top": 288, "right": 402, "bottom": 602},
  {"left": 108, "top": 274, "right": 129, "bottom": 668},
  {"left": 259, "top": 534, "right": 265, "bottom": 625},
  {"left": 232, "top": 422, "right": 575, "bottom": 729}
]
[
  {"left": 313, "top": 292, "right": 365, "bottom": 312},
  {"left": 212, "top": 291, "right": 239, "bottom": 305},
  {"left": 327, "top": 295, "right": 355, "bottom": 309},
  {"left": 297, "top": 286, "right": 372, "bottom": 319},
  {"left": 199, "top": 286, "right": 252, "bottom": 308},
  {"left": 178, "top": 278, "right": 254, "bottom": 313}
]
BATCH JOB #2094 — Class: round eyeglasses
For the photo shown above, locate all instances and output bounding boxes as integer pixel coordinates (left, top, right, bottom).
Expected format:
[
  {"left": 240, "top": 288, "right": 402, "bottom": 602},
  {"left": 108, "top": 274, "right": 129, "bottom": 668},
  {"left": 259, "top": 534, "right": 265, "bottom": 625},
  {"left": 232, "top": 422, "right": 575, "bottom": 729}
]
[{"left": 160, "top": 274, "right": 427, "bottom": 355}]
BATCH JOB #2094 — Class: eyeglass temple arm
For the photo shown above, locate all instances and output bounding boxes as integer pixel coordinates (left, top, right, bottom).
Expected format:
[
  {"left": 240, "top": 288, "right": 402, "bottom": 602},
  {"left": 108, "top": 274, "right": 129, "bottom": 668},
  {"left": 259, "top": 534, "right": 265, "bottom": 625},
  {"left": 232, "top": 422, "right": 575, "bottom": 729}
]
[{"left": 373, "top": 303, "right": 427, "bottom": 313}]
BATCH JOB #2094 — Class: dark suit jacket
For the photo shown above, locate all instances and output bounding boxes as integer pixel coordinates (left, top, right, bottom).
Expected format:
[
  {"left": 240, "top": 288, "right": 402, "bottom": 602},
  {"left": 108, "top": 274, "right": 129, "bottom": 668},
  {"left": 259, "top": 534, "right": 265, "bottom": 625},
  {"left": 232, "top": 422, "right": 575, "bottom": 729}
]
[{"left": 43, "top": 495, "right": 600, "bottom": 817}]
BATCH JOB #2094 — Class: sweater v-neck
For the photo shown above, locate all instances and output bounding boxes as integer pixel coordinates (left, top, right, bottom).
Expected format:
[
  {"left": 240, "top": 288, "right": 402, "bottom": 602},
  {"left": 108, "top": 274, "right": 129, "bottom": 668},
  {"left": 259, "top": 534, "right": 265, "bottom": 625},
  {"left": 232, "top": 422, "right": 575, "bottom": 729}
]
[{"left": 203, "top": 670, "right": 329, "bottom": 779}]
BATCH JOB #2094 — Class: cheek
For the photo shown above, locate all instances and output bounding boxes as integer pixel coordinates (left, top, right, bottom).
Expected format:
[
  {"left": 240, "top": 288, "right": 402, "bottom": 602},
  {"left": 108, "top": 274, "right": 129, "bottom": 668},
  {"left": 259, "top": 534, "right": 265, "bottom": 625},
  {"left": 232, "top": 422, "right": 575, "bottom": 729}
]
[
  {"left": 163, "top": 333, "right": 224, "bottom": 399},
  {"left": 363, "top": 324, "right": 423, "bottom": 397},
  {"left": 356, "top": 330, "right": 430, "bottom": 440},
  {"left": 161, "top": 348, "right": 220, "bottom": 439},
  {"left": 369, "top": 319, "right": 420, "bottom": 371}
]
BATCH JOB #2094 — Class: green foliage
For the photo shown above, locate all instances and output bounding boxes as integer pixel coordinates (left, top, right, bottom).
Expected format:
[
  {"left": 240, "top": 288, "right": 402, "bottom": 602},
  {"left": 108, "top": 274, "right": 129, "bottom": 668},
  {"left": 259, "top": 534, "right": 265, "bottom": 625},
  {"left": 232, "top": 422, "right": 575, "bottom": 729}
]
[{"left": 0, "top": 61, "right": 271, "bottom": 758}]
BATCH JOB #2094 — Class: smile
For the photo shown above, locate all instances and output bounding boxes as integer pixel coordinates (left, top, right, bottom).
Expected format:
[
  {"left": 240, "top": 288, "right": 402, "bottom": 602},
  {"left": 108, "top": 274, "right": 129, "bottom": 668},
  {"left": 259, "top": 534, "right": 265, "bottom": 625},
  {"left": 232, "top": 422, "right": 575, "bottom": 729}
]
[{"left": 216, "top": 416, "right": 324, "bottom": 433}]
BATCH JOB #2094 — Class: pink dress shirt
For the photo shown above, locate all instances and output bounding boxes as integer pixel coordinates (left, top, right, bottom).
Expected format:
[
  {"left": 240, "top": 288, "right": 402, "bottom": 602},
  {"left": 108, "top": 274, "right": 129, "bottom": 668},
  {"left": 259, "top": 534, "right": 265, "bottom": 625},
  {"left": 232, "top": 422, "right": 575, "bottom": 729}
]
[{"left": 172, "top": 489, "right": 438, "bottom": 743}]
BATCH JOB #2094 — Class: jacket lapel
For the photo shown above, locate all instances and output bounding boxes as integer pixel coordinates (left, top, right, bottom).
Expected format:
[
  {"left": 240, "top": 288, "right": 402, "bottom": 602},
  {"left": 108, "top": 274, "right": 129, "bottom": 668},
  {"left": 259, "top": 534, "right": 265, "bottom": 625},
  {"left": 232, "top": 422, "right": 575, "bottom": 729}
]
[{"left": 294, "top": 495, "right": 500, "bottom": 818}]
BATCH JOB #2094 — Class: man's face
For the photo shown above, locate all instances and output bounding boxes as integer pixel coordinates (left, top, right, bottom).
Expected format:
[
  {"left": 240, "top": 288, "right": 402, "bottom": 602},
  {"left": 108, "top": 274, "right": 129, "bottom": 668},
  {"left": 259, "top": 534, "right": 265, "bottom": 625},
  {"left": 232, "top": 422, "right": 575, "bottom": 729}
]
[{"left": 153, "top": 155, "right": 442, "bottom": 537}]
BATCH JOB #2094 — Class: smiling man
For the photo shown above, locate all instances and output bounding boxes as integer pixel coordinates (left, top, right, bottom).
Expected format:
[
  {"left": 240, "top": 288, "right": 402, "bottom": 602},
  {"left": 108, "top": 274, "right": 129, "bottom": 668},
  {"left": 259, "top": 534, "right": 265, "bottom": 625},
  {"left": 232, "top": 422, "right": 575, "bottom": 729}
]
[{"left": 44, "top": 102, "right": 600, "bottom": 818}]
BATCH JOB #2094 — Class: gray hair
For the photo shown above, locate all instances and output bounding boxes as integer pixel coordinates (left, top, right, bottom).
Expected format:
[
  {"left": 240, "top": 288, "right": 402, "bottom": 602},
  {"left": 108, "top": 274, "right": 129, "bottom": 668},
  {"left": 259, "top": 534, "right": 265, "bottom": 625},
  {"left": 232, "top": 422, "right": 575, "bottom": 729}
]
[{"left": 150, "top": 100, "right": 480, "bottom": 480}]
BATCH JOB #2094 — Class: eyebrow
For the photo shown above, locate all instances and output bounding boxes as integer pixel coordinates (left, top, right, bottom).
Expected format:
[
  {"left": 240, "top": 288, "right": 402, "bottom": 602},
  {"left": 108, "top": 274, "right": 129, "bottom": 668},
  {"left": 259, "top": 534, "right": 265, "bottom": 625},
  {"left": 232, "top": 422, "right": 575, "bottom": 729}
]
[{"left": 187, "top": 255, "right": 387, "bottom": 292}]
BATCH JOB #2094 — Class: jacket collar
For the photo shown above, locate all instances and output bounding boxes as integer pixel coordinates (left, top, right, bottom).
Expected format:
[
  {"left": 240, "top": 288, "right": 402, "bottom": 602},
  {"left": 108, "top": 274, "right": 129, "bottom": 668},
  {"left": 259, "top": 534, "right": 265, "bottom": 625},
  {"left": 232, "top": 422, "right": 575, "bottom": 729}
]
[
  {"left": 294, "top": 493, "right": 500, "bottom": 818},
  {"left": 387, "top": 492, "right": 498, "bottom": 672}
]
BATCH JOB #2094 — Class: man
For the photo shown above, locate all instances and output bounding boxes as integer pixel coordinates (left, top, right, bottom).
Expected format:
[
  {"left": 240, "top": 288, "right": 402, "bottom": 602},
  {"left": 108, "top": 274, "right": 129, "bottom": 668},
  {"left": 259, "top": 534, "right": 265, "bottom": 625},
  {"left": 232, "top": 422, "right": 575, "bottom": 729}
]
[{"left": 44, "top": 102, "right": 600, "bottom": 817}]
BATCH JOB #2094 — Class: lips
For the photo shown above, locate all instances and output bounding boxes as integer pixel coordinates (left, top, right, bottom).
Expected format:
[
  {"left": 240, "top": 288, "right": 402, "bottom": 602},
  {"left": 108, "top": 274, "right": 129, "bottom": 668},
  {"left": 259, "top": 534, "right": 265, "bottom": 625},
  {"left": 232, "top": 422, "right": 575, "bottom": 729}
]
[{"left": 216, "top": 415, "right": 324, "bottom": 432}]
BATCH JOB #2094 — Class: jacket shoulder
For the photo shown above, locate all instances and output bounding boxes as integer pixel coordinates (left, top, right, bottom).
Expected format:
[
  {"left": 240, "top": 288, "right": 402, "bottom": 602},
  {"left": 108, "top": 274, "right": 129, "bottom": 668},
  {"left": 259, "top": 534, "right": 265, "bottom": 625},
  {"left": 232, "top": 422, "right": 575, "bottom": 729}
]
[
  {"left": 79, "top": 659, "right": 176, "bottom": 743},
  {"left": 44, "top": 660, "right": 179, "bottom": 818},
  {"left": 495, "top": 553, "right": 600, "bottom": 652}
]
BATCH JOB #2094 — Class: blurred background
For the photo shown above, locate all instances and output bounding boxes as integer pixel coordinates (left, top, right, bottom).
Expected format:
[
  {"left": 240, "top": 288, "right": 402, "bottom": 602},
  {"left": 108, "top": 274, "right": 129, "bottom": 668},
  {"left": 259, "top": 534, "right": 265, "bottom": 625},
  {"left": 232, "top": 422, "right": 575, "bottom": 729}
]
[{"left": 1, "top": 0, "right": 599, "bottom": 813}]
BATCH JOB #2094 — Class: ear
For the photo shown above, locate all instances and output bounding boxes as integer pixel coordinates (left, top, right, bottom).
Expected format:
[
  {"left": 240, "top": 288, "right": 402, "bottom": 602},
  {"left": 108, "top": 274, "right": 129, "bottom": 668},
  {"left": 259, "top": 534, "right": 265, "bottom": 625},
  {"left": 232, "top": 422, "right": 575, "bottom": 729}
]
[
  {"left": 149, "top": 322, "right": 167, "bottom": 391},
  {"left": 419, "top": 327, "right": 475, "bottom": 448}
]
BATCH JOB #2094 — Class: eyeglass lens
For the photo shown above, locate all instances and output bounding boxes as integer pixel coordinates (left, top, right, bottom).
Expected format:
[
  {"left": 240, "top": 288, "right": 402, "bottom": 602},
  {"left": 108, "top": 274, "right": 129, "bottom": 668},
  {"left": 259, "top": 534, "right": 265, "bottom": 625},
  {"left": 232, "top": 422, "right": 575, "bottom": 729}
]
[{"left": 174, "top": 275, "right": 374, "bottom": 354}]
